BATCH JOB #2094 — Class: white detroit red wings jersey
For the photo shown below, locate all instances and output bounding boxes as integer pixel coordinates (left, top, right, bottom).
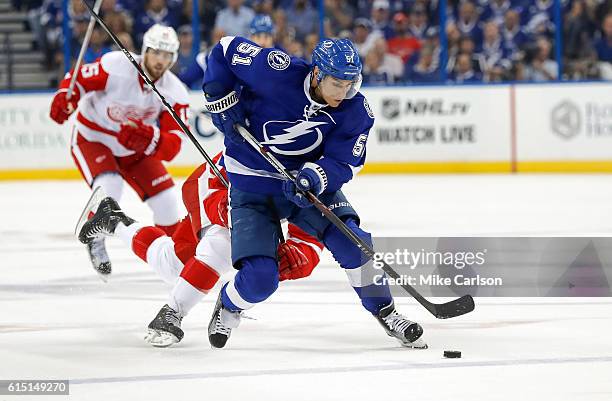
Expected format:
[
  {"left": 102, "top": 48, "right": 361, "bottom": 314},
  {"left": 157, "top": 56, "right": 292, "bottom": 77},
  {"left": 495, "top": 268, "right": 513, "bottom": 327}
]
[
  {"left": 181, "top": 152, "right": 324, "bottom": 257},
  {"left": 59, "top": 51, "right": 189, "bottom": 157}
]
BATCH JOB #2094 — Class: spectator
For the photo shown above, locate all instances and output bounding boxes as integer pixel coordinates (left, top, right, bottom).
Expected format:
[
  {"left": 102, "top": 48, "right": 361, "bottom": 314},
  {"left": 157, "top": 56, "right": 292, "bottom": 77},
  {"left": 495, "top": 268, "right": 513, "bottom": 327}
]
[
  {"left": 362, "top": 47, "right": 396, "bottom": 85},
  {"left": 178, "top": 0, "right": 193, "bottom": 27},
  {"left": 451, "top": 52, "right": 482, "bottom": 82},
  {"left": 408, "top": 4, "right": 429, "bottom": 40},
  {"left": 303, "top": 33, "right": 320, "bottom": 64},
  {"left": 387, "top": 12, "right": 422, "bottom": 63},
  {"left": 445, "top": 22, "right": 462, "bottom": 60},
  {"left": 249, "top": 14, "right": 275, "bottom": 49},
  {"left": 100, "top": 0, "right": 121, "bottom": 15},
  {"left": 285, "top": 39, "right": 305, "bottom": 58},
  {"left": 422, "top": 26, "right": 441, "bottom": 70},
  {"left": 285, "top": 0, "right": 318, "bottom": 42},
  {"left": 405, "top": 44, "right": 440, "bottom": 83},
  {"left": 595, "top": 13, "right": 612, "bottom": 79},
  {"left": 115, "top": 31, "right": 136, "bottom": 52},
  {"left": 271, "top": 9, "right": 290, "bottom": 51},
  {"left": 83, "top": 26, "right": 112, "bottom": 63},
  {"left": 214, "top": 0, "right": 255, "bottom": 38},
  {"left": 71, "top": 0, "right": 88, "bottom": 20},
  {"left": 456, "top": 0, "right": 483, "bottom": 45},
  {"left": 105, "top": 11, "right": 132, "bottom": 37},
  {"left": 502, "top": 8, "right": 528, "bottom": 57},
  {"left": 134, "top": 0, "right": 180, "bottom": 46},
  {"left": 370, "top": 0, "right": 394, "bottom": 39},
  {"left": 477, "top": 21, "right": 512, "bottom": 80},
  {"left": 447, "top": 36, "right": 482, "bottom": 76},
  {"left": 524, "top": 37, "right": 558, "bottom": 81},
  {"left": 595, "top": 13, "right": 612, "bottom": 62},
  {"left": 481, "top": 0, "right": 512, "bottom": 27},
  {"left": 524, "top": 0, "right": 557, "bottom": 39},
  {"left": 324, "top": 0, "right": 355, "bottom": 37},
  {"left": 564, "top": 0, "right": 595, "bottom": 61},
  {"left": 172, "top": 25, "right": 196, "bottom": 77},
  {"left": 372, "top": 37, "right": 404, "bottom": 81},
  {"left": 352, "top": 18, "right": 382, "bottom": 58},
  {"left": 252, "top": 0, "right": 274, "bottom": 16}
]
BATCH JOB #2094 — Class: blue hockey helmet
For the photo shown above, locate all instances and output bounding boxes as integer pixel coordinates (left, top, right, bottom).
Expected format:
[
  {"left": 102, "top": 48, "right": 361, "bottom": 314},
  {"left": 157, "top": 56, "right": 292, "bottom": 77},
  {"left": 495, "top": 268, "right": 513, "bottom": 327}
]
[
  {"left": 250, "top": 14, "right": 275, "bottom": 35},
  {"left": 311, "top": 38, "right": 362, "bottom": 99}
]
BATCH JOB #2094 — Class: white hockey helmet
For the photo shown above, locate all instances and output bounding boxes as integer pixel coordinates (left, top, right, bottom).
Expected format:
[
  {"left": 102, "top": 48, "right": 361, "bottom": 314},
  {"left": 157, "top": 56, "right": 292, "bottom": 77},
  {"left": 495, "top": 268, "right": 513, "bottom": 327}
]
[{"left": 141, "top": 24, "right": 180, "bottom": 66}]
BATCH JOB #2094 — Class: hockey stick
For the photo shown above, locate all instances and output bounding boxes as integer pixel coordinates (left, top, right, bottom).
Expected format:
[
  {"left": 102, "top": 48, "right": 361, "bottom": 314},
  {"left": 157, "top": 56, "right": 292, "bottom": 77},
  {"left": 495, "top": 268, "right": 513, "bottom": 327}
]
[
  {"left": 67, "top": 0, "right": 104, "bottom": 100},
  {"left": 80, "top": 0, "right": 229, "bottom": 188},
  {"left": 235, "top": 124, "right": 474, "bottom": 319}
]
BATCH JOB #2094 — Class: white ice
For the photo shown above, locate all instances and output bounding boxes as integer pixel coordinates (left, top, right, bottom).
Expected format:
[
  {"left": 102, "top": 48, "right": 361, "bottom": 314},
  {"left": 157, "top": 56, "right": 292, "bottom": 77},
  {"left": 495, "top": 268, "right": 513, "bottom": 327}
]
[{"left": 1, "top": 175, "right": 611, "bottom": 401}]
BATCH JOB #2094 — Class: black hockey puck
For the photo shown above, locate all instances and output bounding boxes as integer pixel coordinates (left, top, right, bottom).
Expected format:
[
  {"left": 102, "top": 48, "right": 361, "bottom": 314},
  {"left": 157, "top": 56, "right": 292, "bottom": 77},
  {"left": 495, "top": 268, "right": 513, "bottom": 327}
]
[{"left": 443, "top": 350, "right": 461, "bottom": 358}]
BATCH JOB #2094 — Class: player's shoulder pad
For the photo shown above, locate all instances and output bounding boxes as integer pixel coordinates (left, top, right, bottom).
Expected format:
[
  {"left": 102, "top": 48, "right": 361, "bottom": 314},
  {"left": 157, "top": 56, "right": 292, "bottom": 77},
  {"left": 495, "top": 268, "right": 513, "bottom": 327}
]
[
  {"left": 100, "top": 51, "right": 137, "bottom": 77},
  {"left": 220, "top": 35, "right": 293, "bottom": 73},
  {"left": 345, "top": 92, "right": 375, "bottom": 122},
  {"left": 161, "top": 70, "right": 190, "bottom": 104}
]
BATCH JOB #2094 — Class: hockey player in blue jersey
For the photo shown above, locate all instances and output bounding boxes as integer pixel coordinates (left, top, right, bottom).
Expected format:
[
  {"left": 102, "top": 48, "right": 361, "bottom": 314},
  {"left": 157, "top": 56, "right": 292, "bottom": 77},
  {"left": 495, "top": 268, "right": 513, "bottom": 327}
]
[{"left": 202, "top": 36, "right": 427, "bottom": 349}]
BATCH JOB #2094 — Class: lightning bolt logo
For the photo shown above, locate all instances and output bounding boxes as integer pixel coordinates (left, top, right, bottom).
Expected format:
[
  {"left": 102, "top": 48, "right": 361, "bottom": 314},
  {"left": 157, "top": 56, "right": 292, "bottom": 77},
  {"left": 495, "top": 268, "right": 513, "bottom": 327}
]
[{"left": 262, "top": 120, "right": 327, "bottom": 155}]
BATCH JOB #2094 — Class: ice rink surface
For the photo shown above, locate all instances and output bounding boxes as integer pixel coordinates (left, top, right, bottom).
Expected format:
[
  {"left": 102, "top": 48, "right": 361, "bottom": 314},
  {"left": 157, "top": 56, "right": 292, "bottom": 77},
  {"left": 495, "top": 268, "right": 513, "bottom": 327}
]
[{"left": 1, "top": 174, "right": 612, "bottom": 401}]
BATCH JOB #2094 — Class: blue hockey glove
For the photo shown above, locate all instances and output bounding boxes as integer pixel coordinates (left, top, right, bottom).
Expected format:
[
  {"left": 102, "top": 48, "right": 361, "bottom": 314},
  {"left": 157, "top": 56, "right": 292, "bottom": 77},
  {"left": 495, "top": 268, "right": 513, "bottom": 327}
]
[
  {"left": 283, "top": 163, "right": 328, "bottom": 208},
  {"left": 203, "top": 90, "right": 245, "bottom": 144}
]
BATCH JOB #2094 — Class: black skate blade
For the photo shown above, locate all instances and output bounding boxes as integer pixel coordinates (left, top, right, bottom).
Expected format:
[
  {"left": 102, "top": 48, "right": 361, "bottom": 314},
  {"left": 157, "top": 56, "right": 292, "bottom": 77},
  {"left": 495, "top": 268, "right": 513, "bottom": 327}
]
[
  {"left": 430, "top": 295, "right": 475, "bottom": 319},
  {"left": 74, "top": 186, "right": 107, "bottom": 238}
]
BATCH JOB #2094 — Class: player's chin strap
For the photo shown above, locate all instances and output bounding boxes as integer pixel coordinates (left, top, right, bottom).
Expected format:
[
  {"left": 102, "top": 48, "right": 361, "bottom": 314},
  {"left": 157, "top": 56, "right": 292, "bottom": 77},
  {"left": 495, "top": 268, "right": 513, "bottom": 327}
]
[
  {"left": 80, "top": 0, "right": 228, "bottom": 189},
  {"left": 233, "top": 124, "right": 475, "bottom": 320}
]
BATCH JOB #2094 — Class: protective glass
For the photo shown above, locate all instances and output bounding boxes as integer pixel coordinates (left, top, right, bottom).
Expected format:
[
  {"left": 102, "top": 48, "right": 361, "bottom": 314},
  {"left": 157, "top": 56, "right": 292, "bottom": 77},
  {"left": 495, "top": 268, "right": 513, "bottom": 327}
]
[{"left": 318, "top": 73, "right": 363, "bottom": 100}]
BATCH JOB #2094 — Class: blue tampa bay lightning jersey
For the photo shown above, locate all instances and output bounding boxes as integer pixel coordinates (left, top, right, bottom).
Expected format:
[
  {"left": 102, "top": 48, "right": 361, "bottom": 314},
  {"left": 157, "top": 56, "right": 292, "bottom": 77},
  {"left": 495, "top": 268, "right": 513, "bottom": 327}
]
[{"left": 203, "top": 36, "right": 375, "bottom": 195}]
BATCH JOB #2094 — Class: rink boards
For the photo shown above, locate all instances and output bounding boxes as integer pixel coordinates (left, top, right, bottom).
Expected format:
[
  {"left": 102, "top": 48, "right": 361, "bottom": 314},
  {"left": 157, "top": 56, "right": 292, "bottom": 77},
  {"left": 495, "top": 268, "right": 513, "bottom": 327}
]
[{"left": 0, "top": 81, "right": 611, "bottom": 179}]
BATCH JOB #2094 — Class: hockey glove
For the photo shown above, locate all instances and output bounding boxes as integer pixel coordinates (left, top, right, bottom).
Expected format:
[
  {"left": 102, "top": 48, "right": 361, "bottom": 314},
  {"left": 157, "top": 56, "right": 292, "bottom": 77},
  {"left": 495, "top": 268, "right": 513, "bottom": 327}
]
[
  {"left": 203, "top": 189, "right": 230, "bottom": 228},
  {"left": 203, "top": 90, "right": 246, "bottom": 144},
  {"left": 49, "top": 89, "right": 79, "bottom": 124},
  {"left": 282, "top": 162, "right": 328, "bottom": 208},
  {"left": 117, "top": 118, "right": 160, "bottom": 155},
  {"left": 277, "top": 240, "right": 320, "bottom": 281}
]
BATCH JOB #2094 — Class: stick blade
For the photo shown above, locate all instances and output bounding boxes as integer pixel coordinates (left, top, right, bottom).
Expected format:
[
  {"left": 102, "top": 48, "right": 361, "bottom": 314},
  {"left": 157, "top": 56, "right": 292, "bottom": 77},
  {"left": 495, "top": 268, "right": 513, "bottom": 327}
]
[{"left": 433, "top": 295, "right": 475, "bottom": 319}]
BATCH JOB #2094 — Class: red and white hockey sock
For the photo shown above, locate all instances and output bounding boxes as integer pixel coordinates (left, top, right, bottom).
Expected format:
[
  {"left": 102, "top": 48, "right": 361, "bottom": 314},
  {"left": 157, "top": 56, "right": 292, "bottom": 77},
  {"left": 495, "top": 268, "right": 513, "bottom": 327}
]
[
  {"left": 115, "top": 222, "right": 147, "bottom": 255},
  {"left": 169, "top": 258, "right": 221, "bottom": 316},
  {"left": 168, "top": 278, "right": 205, "bottom": 317},
  {"left": 155, "top": 222, "right": 180, "bottom": 236},
  {"left": 115, "top": 222, "right": 184, "bottom": 284}
]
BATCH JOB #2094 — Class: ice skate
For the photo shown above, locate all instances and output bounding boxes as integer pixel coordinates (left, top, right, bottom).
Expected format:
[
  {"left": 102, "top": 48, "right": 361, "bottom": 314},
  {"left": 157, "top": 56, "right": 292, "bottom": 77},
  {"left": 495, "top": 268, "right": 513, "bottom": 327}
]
[
  {"left": 208, "top": 292, "right": 242, "bottom": 349},
  {"left": 75, "top": 189, "right": 134, "bottom": 280},
  {"left": 145, "top": 304, "right": 184, "bottom": 347},
  {"left": 375, "top": 301, "right": 427, "bottom": 349},
  {"left": 86, "top": 237, "right": 112, "bottom": 279}
]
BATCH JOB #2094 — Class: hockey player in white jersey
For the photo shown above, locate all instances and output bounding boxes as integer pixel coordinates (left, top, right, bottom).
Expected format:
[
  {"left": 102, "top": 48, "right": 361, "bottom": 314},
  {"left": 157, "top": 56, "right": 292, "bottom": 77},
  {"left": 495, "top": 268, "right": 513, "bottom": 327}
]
[
  {"left": 49, "top": 24, "right": 189, "bottom": 279},
  {"left": 76, "top": 152, "right": 324, "bottom": 347}
]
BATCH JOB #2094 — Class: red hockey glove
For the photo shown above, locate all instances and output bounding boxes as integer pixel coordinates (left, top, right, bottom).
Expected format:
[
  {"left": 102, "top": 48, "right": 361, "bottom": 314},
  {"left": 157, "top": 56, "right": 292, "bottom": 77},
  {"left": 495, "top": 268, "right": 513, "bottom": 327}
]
[
  {"left": 216, "top": 192, "right": 229, "bottom": 228},
  {"left": 49, "top": 89, "right": 79, "bottom": 124},
  {"left": 277, "top": 240, "right": 320, "bottom": 281},
  {"left": 203, "top": 190, "right": 229, "bottom": 228},
  {"left": 117, "top": 118, "right": 159, "bottom": 155}
]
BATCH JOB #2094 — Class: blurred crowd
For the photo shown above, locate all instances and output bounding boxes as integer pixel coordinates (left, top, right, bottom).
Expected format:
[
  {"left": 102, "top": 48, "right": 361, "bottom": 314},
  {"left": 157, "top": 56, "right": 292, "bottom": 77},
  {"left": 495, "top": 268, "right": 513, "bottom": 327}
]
[{"left": 10, "top": 0, "right": 612, "bottom": 86}]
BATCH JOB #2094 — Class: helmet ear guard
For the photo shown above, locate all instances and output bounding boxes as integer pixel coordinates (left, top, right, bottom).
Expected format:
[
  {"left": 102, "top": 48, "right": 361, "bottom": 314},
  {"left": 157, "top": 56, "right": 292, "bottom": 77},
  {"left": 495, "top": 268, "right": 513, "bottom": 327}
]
[{"left": 141, "top": 24, "right": 180, "bottom": 68}]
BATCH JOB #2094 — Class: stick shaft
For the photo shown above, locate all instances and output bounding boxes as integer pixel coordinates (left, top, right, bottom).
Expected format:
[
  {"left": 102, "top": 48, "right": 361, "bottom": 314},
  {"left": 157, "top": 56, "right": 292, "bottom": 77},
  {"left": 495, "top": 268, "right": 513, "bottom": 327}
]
[
  {"left": 67, "top": 0, "right": 104, "bottom": 100},
  {"left": 80, "top": 0, "right": 229, "bottom": 188},
  {"left": 235, "top": 125, "right": 472, "bottom": 318}
]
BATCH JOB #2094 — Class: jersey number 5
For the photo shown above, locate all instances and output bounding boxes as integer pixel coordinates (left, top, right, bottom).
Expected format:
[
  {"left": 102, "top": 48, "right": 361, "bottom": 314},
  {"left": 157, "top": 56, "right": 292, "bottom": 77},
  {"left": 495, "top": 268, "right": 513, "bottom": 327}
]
[
  {"left": 80, "top": 63, "right": 100, "bottom": 78},
  {"left": 352, "top": 134, "right": 367, "bottom": 157},
  {"left": 231, "top": 43, "right": 262, "bottom": 66}
]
